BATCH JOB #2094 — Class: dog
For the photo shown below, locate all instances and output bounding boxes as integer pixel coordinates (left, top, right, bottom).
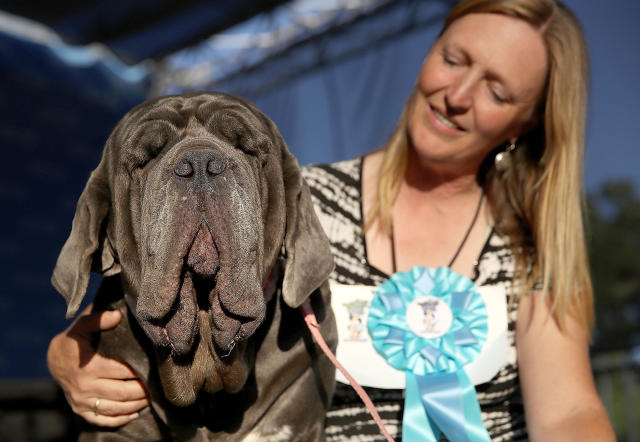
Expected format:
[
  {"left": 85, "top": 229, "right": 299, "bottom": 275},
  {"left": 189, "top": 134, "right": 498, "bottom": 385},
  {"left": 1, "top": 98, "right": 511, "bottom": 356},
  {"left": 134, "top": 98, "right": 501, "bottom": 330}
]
[{"left": 51, "top": 92, "right": 337, "bottom": 441}]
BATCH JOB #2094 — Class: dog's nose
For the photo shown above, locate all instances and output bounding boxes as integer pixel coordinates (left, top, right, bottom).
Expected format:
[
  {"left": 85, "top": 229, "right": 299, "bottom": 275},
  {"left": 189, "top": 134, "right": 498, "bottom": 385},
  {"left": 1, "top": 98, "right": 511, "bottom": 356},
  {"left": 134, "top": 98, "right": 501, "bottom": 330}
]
[{"left": 174, "top": 151, "right": 226, "bottom": 179}]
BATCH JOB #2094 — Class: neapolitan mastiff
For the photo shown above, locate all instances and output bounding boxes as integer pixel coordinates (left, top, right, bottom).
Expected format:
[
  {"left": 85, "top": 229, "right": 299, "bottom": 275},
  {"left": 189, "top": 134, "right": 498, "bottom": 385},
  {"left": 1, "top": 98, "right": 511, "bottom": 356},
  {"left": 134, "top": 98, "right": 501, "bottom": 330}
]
[{"left": 52, "top": 92, "right": 337, "bottom": 441}]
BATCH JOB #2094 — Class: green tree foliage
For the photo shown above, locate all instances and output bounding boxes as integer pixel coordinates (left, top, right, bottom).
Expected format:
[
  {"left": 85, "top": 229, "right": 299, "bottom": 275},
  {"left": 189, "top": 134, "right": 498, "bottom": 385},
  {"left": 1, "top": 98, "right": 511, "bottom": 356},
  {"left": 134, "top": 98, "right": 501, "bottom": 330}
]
[{"left": 587, "top": 180, "right": 640, "bottom": 352}]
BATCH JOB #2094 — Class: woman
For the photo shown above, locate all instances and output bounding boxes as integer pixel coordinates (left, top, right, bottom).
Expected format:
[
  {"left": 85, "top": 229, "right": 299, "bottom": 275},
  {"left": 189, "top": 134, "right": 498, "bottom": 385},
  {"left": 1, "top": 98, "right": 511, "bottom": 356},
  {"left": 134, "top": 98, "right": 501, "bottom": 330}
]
[{"left": 48, "top": 0, "right": 615, "bottom": 440}]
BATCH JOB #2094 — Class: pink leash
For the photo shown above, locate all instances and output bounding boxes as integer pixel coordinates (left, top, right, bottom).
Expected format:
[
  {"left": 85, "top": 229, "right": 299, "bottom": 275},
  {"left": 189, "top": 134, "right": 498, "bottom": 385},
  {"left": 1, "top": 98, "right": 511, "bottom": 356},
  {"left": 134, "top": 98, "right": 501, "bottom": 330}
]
[{"left": 300, "top": 299, "right": 395, "bottom": 442}]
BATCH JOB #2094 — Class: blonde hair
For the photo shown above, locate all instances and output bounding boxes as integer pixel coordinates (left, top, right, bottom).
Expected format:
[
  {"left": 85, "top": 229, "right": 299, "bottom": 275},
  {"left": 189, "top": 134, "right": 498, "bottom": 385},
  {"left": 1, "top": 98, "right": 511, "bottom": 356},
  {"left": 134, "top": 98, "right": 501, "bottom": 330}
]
[{"left": 368, "top": 0, "right": 593, "bottom": 330}]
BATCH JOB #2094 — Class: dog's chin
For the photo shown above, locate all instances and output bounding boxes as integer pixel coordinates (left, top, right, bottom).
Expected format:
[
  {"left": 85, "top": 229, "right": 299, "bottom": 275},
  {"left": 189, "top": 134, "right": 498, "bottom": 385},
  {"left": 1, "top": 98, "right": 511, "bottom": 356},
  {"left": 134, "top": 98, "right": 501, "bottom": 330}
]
[
  {"left": 154, "top": 272, "right": 257, "bottom": 406},
  {"left": 156, "top": 312, "right": 255, "bottom": 407}
]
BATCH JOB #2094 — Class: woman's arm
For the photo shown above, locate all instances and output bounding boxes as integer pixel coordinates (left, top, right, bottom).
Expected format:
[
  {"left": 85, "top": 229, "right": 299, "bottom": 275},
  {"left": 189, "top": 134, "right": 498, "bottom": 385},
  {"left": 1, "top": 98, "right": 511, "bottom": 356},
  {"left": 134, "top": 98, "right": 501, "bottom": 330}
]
[
  {"left": 47, "top": 305, "right": 150, "bottom": 427},
  {"left": 516, "top": 293, "right": 616, "bottom": 441}
]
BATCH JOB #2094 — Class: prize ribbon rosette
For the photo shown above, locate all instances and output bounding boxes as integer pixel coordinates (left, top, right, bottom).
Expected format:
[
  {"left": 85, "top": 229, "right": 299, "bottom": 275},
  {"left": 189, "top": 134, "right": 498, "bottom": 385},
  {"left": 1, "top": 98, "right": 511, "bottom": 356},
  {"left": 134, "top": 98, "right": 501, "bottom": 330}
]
[{"left": 367, "top": 266, "right": 491, "bottom": 441}]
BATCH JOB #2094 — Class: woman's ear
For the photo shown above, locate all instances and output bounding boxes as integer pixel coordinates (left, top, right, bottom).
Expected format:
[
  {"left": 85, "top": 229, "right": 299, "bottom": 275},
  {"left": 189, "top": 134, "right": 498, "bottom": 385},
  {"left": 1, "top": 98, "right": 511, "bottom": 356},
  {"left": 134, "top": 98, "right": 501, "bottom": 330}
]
[{"left": 510, "top": 111, "right": 542, "bottom": 145}]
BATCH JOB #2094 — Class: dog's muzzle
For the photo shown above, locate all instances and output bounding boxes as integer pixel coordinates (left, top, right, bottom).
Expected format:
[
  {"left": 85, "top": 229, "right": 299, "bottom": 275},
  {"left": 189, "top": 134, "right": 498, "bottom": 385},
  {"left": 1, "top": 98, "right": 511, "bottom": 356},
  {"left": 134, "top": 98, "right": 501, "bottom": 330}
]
[{"left": 134, "top": 147, "right": 266, "bottom": 359}]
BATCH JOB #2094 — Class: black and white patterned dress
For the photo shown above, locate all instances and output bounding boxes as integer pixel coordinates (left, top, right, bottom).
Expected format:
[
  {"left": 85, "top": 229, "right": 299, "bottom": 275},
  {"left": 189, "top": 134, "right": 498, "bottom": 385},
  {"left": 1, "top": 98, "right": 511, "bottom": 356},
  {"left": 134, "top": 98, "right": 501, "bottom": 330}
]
[{"left": 301, "top": 158, "right": 528, "bottom": 441}]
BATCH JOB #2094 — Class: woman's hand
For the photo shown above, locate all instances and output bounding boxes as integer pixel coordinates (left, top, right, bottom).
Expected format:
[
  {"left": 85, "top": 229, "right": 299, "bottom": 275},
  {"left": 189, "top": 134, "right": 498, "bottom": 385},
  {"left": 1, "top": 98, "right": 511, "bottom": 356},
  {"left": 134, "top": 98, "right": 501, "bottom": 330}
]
[{"left": 47, "top": 307, "right": 150, "bottom": 427}]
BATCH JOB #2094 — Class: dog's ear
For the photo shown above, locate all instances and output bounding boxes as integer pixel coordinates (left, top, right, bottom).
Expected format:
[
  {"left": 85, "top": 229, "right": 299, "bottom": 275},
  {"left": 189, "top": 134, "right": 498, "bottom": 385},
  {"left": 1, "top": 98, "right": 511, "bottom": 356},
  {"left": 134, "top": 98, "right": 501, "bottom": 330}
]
[
  {"left": 51, "top": 155, "right": 120, "bottom": 318},
  {"left": 281, "top": 147, "right": 334, "bottom": 308}
]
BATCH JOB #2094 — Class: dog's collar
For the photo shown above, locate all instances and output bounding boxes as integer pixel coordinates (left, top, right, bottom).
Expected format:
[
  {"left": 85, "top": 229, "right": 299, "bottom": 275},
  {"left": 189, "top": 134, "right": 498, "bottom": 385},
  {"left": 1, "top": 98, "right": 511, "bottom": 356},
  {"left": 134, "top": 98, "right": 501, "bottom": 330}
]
[{"left": 262, "top": 258, "right": 284, "bottom": 303}]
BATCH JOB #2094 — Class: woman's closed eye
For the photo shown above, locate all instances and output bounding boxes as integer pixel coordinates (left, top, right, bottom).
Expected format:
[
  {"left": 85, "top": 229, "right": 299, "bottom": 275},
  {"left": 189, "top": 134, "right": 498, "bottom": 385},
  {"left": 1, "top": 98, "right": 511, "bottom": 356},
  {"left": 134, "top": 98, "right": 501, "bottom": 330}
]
[
  {"left": 441, "top": 47, "right": 466, "bottom": 67},
  {"left": 487, "top": 82, "right": 511, "bottom": 104},
  {"left": 443, "top": 54, "right": 459, "bottom": 66}
]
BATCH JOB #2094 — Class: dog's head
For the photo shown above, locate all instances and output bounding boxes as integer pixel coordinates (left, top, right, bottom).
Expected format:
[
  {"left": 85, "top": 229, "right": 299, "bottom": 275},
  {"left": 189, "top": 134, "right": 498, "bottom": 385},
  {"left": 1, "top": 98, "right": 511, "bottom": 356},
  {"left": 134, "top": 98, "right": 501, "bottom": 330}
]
[{"left": 52, "top": 92, "right": 333, "bottom": 405}]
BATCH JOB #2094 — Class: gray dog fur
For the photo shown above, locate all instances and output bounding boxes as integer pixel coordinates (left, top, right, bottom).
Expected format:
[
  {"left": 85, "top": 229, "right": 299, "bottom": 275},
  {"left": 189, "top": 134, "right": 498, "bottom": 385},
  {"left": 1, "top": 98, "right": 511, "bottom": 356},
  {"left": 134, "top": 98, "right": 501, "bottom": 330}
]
[{"left": 52, "top": 92, "right": 337, "bottom": 441}]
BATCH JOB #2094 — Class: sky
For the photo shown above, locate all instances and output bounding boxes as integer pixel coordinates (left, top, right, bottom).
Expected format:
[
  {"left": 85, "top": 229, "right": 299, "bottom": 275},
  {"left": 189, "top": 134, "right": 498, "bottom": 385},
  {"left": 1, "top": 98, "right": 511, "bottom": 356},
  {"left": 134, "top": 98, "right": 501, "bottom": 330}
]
[{"left": 565, "top": 0, "right": 640, "bottom": 191}]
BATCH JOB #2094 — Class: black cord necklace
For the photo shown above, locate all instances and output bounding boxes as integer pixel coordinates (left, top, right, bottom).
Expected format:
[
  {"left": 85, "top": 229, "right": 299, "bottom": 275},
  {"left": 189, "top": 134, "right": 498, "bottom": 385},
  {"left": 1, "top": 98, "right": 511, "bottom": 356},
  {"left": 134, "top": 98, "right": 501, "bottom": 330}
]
[{"left": 390, "top": 191, "right": 485, "bottom": 273}]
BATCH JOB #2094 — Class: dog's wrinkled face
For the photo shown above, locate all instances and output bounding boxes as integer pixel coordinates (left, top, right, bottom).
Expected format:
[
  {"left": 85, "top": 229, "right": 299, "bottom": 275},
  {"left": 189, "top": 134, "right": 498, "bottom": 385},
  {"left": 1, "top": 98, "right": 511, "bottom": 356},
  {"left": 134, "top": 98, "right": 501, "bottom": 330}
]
[
  {"left": 111, "top": 95, "right": 286, "bottom": 403},
  {"left": 52, "top": 92, "right": 334, "bottom": 408},
  {"left": 120, "top": 98, "right": 269, "bottom": 356}
]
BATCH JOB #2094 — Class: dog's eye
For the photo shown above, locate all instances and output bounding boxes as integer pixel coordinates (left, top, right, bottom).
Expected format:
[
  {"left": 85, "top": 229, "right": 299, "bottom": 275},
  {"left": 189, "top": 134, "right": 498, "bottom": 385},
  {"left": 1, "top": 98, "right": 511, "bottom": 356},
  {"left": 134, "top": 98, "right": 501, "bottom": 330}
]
[
  {"left": 122, "top": 121, "right": 179, "bottom": 173},
  {"left": 236, "top": 144, "right": 269, "bottom": 169},
  {"left": 236, "top": 144, "right": 253, "bottom": 155},
  {"left": 235, "top": 142, "right": 264, "bottom": 159},
  {"left": 238, "top": 132, "right": 272, "bottom": 156}
]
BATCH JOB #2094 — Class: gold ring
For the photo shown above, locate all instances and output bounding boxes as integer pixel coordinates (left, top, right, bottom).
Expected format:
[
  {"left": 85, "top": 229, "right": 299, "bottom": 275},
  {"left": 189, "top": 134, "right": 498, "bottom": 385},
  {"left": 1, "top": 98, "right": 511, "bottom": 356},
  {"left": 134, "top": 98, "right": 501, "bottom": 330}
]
[{"left": 93, "top": 398, "right": 101, "bottom": 416}]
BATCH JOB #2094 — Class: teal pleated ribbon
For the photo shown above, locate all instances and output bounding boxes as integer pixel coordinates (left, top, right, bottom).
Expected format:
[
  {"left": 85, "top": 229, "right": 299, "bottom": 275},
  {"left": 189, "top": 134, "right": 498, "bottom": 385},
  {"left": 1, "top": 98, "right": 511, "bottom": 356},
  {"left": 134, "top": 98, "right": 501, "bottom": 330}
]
[{"left": 367, "top": 266, "right": 491, "bottom": 441}]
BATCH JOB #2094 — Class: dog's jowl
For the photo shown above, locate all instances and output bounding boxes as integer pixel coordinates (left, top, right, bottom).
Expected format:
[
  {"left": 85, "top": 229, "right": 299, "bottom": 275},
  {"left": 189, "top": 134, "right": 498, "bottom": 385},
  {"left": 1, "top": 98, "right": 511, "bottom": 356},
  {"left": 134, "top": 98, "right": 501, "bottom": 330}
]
[{"left": 52, "top": 93, "right": 337, "bottom": 441}]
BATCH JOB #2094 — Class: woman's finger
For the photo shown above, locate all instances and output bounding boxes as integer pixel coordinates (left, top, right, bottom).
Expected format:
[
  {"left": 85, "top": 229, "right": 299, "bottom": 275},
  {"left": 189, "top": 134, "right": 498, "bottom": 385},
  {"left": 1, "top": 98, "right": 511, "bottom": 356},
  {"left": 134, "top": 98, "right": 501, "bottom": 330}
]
[
  {"left": 72, "top": 309, "right": 122, "bottom": 338},
  {"left": 79, "top": 409, "right": 141, "bottom": 428},
  {"left": 87, "top": 352, "right": 141, "bottom": 380},
  {"left": 92, "top": 378, "right": 149, "bottom": 403},
  {"left": 88, "top": 397, "right": 149, "bottom": 417}
]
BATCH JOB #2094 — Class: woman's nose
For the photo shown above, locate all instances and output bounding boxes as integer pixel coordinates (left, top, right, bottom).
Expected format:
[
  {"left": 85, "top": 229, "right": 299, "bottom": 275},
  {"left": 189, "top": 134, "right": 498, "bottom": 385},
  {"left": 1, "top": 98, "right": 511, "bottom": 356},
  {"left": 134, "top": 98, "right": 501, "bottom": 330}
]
[{"left": 445, "top": 74, "right": 475, "bottom": 113}]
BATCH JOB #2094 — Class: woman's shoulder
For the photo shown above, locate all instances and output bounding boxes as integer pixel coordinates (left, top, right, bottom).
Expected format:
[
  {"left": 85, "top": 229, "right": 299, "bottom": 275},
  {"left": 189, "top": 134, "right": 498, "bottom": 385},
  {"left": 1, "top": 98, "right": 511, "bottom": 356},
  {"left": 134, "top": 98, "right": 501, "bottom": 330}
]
[
  {"left": 301, "top": 156, "right": 365, "bottom": 197},
  {"left": 302, "top": 156, "right": 362, "bottom": 181},
  {"left": 301, "top": 150, "right": 386, "bottom": 190}
]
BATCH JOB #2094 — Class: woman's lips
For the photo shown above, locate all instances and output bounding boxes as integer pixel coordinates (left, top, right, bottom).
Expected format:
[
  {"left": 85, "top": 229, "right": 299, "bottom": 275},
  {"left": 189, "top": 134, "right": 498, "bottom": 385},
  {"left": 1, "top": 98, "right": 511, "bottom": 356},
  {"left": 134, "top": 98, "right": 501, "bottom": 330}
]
[{"left": 427, "top": 103, "right": 465, "bottom": 135}]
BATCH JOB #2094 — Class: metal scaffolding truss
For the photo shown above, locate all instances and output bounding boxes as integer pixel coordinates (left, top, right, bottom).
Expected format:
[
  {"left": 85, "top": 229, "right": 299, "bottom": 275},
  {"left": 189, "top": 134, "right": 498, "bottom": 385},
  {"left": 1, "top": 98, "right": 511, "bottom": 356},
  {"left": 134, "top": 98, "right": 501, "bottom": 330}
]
[{"left": 153, "top": 0, "right": 456, "bottom": 97}]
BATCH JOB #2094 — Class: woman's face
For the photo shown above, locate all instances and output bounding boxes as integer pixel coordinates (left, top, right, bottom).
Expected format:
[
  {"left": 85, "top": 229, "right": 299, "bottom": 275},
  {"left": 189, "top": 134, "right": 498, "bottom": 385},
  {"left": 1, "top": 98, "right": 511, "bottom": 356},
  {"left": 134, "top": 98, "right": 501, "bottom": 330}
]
[{"left": 408, "top": 13, "right": 548, "bottom": 173}]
